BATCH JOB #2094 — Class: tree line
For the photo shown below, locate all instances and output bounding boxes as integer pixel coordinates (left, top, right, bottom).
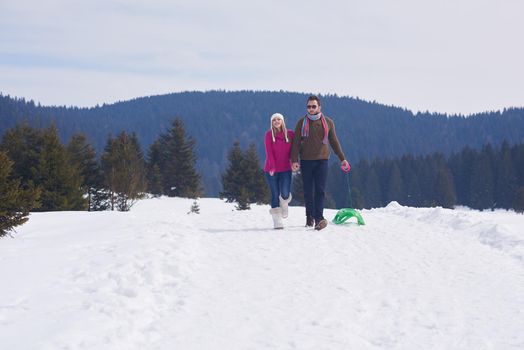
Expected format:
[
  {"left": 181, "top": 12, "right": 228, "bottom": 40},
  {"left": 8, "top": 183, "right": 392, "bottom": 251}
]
[
  {"left": 0, "top": 119, "right": 201, "bottom": 237},
  {"left": 215, "top": 140, "right": 524, "bottom": 214},
  {"left": 325, "top": 142, "right": 524, "bottom": 212},
  {"left": 2, "top": 91, "right": 524, "bottom": 196},
  {"left": 2, "top": 119, "right": 524, "bottom": 237}
]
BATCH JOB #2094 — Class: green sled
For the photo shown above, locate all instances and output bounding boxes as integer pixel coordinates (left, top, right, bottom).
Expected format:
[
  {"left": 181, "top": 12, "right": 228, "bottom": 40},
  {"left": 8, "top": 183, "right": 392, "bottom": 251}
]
[{"left": 332, "top": 208, "right": 365, "bottom": 225}]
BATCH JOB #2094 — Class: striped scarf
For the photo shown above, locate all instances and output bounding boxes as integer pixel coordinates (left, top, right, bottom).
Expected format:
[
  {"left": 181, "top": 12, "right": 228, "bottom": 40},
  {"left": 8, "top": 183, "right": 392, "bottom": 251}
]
[{"left": 301, "top": 113, "right": 329, "bottom": 144}]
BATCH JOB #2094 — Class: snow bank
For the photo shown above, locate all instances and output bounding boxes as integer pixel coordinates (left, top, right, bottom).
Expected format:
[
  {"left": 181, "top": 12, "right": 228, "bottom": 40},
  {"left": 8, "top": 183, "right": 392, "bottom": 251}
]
[{"left": 1, "top": 198, "right": 523, "bottom": 349}]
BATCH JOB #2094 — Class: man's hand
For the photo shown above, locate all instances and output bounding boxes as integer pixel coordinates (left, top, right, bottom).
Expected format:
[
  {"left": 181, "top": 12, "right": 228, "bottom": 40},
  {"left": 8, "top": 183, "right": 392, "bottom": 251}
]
[
  {"left": 340, "top": 160, "right": 350, "bottom": 172},
  {"left": 292, "top": 162, "right": 300, "bottom": 172}
]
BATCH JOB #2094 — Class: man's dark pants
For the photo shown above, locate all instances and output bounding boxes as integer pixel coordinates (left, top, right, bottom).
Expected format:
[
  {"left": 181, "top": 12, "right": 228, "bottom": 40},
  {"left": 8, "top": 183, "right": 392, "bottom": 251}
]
[{"left": 300, "top": 159, "right": 328, "bottom": 221}]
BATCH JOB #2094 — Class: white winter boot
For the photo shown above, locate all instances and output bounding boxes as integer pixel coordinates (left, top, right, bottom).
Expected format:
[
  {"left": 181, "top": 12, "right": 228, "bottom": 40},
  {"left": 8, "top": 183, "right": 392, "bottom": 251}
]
[
  {"left": 279, "top": 194, "right": 292, "bottom": 219},
  {"left": 270, "top": 207, "right": 284, "bottom": 229}
]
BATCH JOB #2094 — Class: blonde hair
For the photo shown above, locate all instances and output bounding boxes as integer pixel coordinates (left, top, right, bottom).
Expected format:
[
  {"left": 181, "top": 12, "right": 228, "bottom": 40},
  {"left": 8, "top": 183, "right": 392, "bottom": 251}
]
[{"left": 270, "top": 113, "right": 289, "bottom": 143}]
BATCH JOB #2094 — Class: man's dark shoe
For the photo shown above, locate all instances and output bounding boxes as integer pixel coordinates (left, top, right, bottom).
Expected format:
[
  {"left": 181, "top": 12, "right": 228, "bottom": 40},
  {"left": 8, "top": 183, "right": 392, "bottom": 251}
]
[
  {"left": 314, "top": 217, "right": 328, "bottom": 231},
  {"left": 306, "top": 216, "right": 314, "bottom": 227}
]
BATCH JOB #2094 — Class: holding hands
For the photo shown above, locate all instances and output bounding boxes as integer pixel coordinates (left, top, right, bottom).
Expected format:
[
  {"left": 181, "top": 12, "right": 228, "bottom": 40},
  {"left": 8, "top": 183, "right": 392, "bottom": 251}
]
[{"left": 292, "top": 161, "right": 349, "bottom": 172}]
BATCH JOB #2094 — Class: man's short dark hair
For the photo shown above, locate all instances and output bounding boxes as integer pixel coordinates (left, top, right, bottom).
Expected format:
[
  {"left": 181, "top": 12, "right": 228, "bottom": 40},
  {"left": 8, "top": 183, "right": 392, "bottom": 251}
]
[{"left": 307, "top": 95, "right": 321, "bottom": 106}]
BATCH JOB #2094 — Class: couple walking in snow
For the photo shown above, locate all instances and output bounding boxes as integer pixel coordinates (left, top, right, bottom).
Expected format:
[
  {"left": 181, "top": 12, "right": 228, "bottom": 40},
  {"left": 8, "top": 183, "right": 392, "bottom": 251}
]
[{"left": 264, "top": 95, "right": 350, "bottom": 230}]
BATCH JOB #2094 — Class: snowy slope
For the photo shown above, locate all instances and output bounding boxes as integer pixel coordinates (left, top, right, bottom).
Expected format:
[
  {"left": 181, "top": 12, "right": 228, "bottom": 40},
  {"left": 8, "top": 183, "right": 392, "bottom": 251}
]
[{"left": 1, "top": 198, "right": 523, "bottom": 350}]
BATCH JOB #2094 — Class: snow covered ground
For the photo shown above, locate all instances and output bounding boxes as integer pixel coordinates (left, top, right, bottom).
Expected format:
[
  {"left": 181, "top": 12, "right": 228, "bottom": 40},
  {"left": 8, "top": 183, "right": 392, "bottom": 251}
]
[{"left": 1, "top": 197, "right": 523, "bottom": 350}]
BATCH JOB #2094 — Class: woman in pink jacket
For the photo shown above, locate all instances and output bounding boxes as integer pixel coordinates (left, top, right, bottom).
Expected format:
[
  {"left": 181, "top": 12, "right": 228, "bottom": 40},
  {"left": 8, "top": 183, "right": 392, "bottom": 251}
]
[{"left": 264, "top": 113, "right": 295, "bottom": 229}]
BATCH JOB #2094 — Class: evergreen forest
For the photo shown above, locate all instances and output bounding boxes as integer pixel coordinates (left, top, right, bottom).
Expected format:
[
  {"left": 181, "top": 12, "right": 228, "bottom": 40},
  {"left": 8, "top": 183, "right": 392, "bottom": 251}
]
[
  {"left": 2, "top": 90, "right": 524, "bottom": 235},
  {"left": 2, "top": 91, "right": 524, "bottom": 196}
]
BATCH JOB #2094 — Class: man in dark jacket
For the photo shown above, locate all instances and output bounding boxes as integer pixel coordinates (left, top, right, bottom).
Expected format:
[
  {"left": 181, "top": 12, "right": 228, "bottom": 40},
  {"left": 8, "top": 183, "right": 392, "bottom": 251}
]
[{"left": 291, "top": 95, "right": 349, "bottom": 230}]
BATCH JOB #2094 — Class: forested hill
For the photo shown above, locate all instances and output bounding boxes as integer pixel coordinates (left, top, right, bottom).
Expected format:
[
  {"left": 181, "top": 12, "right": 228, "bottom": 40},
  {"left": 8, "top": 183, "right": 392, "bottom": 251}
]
[{"left": 1, "top": 91, "right": 524, "bottom": 195}]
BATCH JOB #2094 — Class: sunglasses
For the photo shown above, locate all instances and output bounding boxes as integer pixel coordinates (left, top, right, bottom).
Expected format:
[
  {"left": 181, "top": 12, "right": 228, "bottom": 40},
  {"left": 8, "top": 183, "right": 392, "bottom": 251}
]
[{"left": 307, "top": 105, "right": 318, "bottom": 109}]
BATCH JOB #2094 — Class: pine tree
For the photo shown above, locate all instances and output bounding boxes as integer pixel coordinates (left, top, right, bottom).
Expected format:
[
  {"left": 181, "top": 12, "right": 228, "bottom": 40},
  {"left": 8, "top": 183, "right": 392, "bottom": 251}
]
[
  {"left": 512, "top": 144, "right": 524, "bottom": 186},
  {"left": 449, "top": 147, "right": 476, "bottom": 207},
  {"left": 494, "top": 142, "right": 517, "bottom": 209},
  {"left": 146, "top": 139, "right": 164, "bottom": 198},
  {"left": 148, "top": 119, "right": 202, "bottom": 198},
  {"left": 513, "top": 187, "right": 524, "bottom": 214},
  {"left": 220, "top": 142, "right": 268, "bottom": 210},
  {"left": 148, "top": 164, "right": 164, "bottom": 197},
  {"left": 386, "top": 161, "right": 404, "bottom": 204},
  {"left": 435, "top": 168, "right": 456, "bottom": 208},
  {"left": 364, "top": 167, "right": 382, "bottom": 208},
  {"left": 469, "top": 144, "right": 495, "bottom": 210},
  {"left": 36, "top": 127, "right": 86, "bottom": 211},
  {"left": 0, "top": 151, "right": 40, "bottom": 237},
  {"left": 188, "top": 200, "right": 200, "bottom": 214},
  {"left": 90, "top": 188, "right": 111, "bottom": 211},
  {"left": 401, "top": 155, "right": 422, "bottom": 207},
  {"left": 66, "top": 133, "right": 102, "bottom": 211},
  {"left": 417, "top": 157, "right": 436, "bottom": 207},
  {"left": 1, "top": 123, "right": 42, "bottom": 185},
  {"left": 429, "top": 154, "right": 456, "bottom": 208},
  {"left": 242, "top": 143, "right": 268, "bottom": 204},
  {"left": 351, "top": 187, "right": 365, "bottom": 209},
  {"left": 101, "top": 132, "right": 147, "bottom": 211},
  {"left": 102, "top": 135, "right": 120, "bottom": 210},
  {"left": 327, "top": 161, "right": 346, "bottom": 208},
  {"left": 350, "top": 159, "right": 368, "bottom": 209},
  {"left": 1, "top": 124, "right": 86, "bottom": 211},
  {"left": 220, "top": 141, "right": 245, "bottom": 203},
  {"left": 236, "top": 188, "right": 251, "bottom": 210}
]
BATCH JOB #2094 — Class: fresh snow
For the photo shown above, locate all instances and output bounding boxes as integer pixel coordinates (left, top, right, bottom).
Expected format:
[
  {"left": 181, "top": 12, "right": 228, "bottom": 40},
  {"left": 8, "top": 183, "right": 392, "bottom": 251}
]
[{"left": 1, "top": 198, "right": 523, "bottom": 350}]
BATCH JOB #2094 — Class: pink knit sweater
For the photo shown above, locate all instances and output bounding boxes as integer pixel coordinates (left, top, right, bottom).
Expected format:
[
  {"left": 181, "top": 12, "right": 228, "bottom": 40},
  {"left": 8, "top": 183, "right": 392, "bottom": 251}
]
[{"left": 264, "top": 130, "right": 295, "bottom": 173}]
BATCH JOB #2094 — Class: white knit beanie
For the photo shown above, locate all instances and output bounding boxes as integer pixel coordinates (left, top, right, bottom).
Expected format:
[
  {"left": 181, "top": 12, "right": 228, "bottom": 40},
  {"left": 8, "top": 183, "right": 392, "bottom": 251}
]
[{"left": 270, "top": 113, "right": 289, "bottom": 143}]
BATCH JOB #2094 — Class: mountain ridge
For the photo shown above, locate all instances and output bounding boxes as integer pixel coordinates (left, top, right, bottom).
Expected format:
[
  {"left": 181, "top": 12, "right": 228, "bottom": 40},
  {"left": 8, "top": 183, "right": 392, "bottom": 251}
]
[{"left": 2, "top": 90, "right": 524, "bottom": 195}]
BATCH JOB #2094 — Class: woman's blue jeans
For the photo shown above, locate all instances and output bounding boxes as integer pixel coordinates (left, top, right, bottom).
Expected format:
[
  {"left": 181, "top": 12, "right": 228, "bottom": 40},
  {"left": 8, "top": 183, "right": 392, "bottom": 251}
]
[{"left": 265, "top": 171, "right": 292, "bottom": 208}]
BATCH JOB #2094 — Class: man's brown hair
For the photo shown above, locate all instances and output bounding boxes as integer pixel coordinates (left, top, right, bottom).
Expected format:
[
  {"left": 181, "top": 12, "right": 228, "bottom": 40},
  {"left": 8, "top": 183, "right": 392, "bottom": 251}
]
[{"left": 307, "top": 95, "right": 321, "bottom": 106}]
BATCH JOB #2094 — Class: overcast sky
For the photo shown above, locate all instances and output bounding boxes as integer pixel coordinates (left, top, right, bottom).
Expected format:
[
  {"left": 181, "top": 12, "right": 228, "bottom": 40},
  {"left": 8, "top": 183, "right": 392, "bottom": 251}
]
[{"left": 1, "top": 0, "right": 523, "bottom": 115}]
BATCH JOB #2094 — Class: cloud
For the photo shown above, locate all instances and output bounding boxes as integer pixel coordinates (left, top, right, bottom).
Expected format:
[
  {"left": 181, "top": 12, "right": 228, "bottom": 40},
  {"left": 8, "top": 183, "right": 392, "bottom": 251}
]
[{"left": 0, "top": 0, "right": 523, "bottom": 114}]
